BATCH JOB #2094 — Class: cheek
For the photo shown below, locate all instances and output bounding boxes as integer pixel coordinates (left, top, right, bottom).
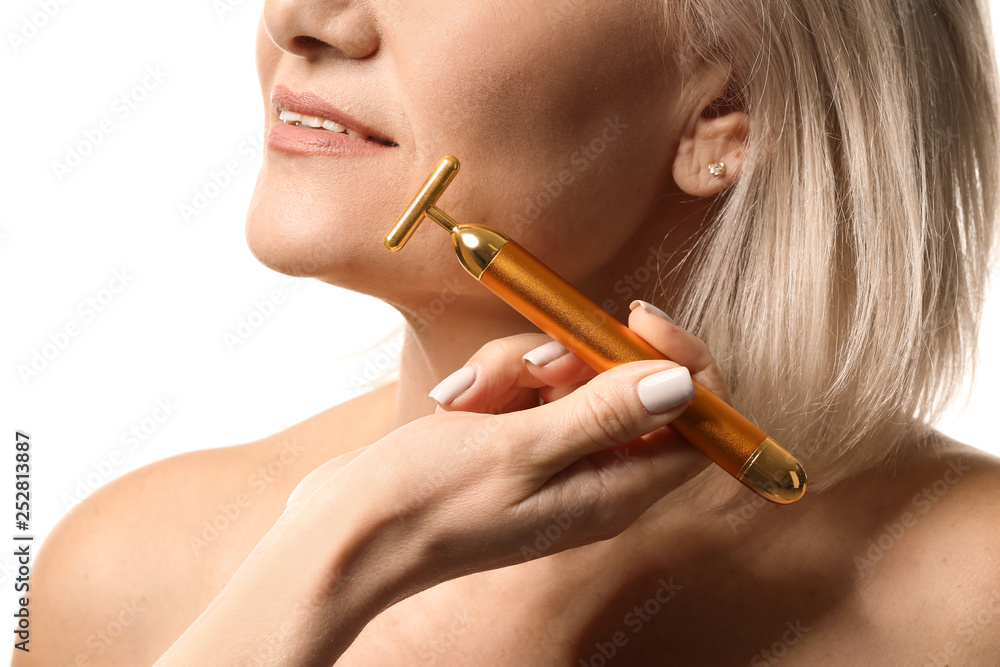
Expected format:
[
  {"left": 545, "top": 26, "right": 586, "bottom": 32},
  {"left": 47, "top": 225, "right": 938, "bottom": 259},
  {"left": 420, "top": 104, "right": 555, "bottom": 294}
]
[
  {"left": 390, "top": 5, "right": 679, "bottom": 282},
  {"left": 247, "top": 2, "right": 679, "bottom": 291},
  {"left": 255, "top": 18, "right": 280, "bottom": 95}
]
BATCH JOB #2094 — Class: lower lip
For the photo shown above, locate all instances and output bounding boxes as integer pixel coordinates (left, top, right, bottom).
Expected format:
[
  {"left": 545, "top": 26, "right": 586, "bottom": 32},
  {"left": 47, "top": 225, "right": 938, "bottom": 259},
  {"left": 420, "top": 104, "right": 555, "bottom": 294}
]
[{"left": 267, "top": 123, "right": 396, "bottom": 157}]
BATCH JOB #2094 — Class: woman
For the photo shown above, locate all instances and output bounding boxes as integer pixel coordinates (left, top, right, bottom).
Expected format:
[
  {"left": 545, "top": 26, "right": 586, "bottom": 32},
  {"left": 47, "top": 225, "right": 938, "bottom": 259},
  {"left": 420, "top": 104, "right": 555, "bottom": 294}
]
[{"left": 23, "top": 0, "right": 1000, "bottom": 664}]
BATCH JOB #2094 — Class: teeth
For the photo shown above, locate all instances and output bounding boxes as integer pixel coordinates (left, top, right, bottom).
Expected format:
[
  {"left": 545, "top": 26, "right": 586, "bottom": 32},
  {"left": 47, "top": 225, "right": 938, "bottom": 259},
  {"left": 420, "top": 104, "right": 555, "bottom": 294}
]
[
  {"left": 278, "top": 108, "right": 351, "bottom": 135},
  {"left": 322, "top": 118, "right": 347, "bottom": 132}
]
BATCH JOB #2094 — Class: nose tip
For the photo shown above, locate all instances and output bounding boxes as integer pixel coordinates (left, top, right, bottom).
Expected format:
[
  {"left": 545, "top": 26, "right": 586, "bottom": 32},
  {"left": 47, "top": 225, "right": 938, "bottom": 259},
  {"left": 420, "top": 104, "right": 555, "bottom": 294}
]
[{"left": 263, "top": 0, "right": 380, "bottom": 60}]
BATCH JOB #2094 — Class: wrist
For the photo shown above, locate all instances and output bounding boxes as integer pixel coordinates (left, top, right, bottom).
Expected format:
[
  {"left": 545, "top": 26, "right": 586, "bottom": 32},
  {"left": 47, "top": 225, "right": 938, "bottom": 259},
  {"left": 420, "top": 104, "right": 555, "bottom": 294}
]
[
  {"left": 293, "top": 477, "right": 436, "bottom": 618},
  {"left": 157, "top": 486, "right": 413, "bottom": 666}
]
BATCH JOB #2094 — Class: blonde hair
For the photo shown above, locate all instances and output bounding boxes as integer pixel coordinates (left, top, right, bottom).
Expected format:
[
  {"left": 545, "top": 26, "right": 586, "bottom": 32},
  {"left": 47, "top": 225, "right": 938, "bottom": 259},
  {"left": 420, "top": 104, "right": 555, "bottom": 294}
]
[{"left": 665, "top": 0, "right": 1000, "bottom": 492}]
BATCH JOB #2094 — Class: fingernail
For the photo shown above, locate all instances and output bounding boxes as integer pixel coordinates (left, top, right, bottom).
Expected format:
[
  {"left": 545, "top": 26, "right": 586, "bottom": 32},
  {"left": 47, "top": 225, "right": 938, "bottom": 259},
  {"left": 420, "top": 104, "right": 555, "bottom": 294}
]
[
  {"left": 629, "top": 299, "right": 674, "bottom": 324},
  {"left": 429, "top": 366, "right": 476, "bottom": 405},
  {"left": 637, "top": 367, "right": 695, "bottom": 414},
  {"left": 523, "top": 340, "right": 569, "bottom": 367}
]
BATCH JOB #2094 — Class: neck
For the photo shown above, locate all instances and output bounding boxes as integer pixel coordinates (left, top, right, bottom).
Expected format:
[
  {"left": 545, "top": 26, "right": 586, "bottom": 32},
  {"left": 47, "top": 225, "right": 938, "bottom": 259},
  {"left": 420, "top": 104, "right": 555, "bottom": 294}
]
[
  {"left": 389, "top": 297, "right": 535, "bottom": 428},
  {"left": 382, "top": 187, "right": 708, "bottom": 429}
]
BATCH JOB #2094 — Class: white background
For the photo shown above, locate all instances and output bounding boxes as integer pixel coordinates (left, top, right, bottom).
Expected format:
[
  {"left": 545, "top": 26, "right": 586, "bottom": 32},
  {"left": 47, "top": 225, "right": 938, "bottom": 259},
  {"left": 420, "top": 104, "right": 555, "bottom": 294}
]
[{"left": 2, "top": 0, "right": 999, "bottom": 647}]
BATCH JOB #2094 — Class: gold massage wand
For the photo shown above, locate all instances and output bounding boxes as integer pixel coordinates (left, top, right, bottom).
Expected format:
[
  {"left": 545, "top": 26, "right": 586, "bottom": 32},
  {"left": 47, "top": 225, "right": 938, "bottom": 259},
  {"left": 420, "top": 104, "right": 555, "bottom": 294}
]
[{"left": 384, "top": 156, "right": 807, "bottom": 504}]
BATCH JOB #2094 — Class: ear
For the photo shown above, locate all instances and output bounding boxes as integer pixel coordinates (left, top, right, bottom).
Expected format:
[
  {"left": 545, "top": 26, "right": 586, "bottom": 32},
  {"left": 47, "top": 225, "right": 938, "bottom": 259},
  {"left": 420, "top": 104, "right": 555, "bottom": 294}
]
[{"left": 672, "top": 86, "right": 750, "bottom": 197}]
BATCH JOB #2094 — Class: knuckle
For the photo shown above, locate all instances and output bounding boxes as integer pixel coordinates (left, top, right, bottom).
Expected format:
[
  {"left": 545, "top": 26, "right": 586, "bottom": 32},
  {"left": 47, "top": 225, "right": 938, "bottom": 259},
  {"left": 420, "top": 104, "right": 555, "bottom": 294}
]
[
  {"left": 474, "top": 337, "right": 520, "bottom": 363},
  {"left": 563, "top": 482, "right": 608, "bottom": 534},
  {"left": 574, "top": 487, "right": 630, "bottom": 541},
  {"left": 691, "top": 358, "right": 731, "bottom": 402},
  {"left": 478, "top": 334, "right": 534, "bottom": 359},
  {"left": 575, "top": 477, "right": 608, "bottom": 514},
  {"left": 458, "top": 413, "right": 508, "bottom": 458},
  {"left": 686, "top": 335, "right": 715, "bottom": 366},
  {"left": 572, "top": 383, "right": 635, "bottom": 446},
  {"left": 472, "top": 334, "right": 550, "bottom": 368}
]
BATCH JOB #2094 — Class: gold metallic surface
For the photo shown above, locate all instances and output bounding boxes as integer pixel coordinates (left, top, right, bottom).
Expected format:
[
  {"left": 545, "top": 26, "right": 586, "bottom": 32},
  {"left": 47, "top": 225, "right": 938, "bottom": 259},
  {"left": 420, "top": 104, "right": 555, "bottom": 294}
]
[
  {"left": 480, "top": 241, "right": 660, "bottom": 370},
  {"left": 738, "top": 438, "right": 808, "bottom": 504},
  {"left": 480, "top": 242, "right": 794, "bottom": 491},
  {"left": 384, "top": 156, "right": 460, "bottom": 251},
  {"left": 426, "top": 206, "right": 461, "bottom": 235},
  {"left": 452, "top": 224, "right": 510, "bottom": 279},
  {"left": 384, "top": 157, "right": 809, "bottom": 504}
]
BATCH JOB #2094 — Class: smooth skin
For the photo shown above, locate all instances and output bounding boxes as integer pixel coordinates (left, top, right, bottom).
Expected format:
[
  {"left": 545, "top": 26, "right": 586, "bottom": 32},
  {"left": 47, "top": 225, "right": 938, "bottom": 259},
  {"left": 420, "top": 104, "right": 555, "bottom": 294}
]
[{"left": 19, "top": 0, "right": 1000, "bottom": 665}]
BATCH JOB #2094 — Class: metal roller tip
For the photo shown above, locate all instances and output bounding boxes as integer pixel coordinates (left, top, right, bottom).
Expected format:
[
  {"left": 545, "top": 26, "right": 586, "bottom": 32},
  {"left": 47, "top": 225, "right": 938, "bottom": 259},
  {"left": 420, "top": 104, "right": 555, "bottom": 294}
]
[{"left": 738, "top": 438, "right": 808, "bottom": 504}]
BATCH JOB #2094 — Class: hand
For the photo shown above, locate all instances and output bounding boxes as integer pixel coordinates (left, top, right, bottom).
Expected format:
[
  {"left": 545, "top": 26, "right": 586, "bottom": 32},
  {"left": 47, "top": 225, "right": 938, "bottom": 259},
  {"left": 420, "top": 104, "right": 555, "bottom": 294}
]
[
  {"left": 289, "top": 301, "right": 724, "bottom": 600},
  {"left": 157, "top": 303, "right": 729, "bottom": 666}
]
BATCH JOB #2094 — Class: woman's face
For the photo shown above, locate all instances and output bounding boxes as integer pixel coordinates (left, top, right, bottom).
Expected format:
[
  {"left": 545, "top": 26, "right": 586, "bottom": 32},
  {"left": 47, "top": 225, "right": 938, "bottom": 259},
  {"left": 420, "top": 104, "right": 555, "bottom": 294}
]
[{"left": 250, "top": 0, "right": 696, "bottom": 305}]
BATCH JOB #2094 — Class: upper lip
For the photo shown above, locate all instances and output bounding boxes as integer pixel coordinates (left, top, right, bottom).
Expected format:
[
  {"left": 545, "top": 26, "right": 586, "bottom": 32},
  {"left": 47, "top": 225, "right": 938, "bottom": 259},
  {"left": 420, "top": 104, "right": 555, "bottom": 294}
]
[{"left": 270, "top": 84, "right": 396, "bottom": 146}]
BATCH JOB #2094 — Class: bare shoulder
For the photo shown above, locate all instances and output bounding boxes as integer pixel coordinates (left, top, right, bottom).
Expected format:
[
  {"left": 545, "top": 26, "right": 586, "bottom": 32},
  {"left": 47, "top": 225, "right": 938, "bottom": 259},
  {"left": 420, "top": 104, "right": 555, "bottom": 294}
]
[
  {"left": 19, "top": 383, "right": 396, "bottom": 666},
  {"left": 850, "top": 435, "right": 1000, "bottom": 662}
]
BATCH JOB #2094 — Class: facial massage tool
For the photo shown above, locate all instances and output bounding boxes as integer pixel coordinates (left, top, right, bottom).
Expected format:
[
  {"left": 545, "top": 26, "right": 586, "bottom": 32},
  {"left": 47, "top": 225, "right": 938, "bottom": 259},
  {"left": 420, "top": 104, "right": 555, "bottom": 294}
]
[{"left": 384, "top": 156, "right": 807, "bottom": 504}]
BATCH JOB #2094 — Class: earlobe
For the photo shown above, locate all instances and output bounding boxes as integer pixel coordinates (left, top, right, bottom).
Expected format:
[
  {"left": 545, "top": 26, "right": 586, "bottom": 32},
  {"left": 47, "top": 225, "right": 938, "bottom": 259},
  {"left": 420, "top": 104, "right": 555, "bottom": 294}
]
[{"left": 673, "top": 111, "right": 749, "bottom": 197}]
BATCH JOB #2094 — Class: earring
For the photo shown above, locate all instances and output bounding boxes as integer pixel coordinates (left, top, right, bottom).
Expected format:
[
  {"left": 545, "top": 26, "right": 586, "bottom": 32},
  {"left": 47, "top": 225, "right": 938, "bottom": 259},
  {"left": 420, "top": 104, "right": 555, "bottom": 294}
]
[{"left": 708, "top": 161, "right": 727, "bottom": 177}]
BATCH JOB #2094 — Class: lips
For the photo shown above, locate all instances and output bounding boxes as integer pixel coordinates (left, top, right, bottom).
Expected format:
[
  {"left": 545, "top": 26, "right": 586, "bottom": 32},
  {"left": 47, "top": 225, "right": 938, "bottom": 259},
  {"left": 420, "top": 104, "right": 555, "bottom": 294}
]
[{"left": 269, "top": 84, "right": 397, "bottom": 149}]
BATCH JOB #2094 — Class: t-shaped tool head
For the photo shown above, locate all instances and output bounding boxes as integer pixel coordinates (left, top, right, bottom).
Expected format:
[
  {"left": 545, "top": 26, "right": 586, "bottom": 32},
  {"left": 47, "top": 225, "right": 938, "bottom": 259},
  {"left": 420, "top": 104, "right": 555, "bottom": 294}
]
[
  {"left": 382, "top": 155, "right": 512, "bottom": 279},
  {"left": 383, "top": 155, "right": 463, "bottom": 251}
]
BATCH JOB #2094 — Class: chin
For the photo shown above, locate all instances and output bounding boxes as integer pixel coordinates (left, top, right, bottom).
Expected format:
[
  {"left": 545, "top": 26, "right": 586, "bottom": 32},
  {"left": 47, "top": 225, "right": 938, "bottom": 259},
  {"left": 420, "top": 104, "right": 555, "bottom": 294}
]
[
  {"left": 244, "top": 166, "right": 463, "bottom": 301},
  {"left": 245, "top": 160, "right": 373, "bottom": 275}
]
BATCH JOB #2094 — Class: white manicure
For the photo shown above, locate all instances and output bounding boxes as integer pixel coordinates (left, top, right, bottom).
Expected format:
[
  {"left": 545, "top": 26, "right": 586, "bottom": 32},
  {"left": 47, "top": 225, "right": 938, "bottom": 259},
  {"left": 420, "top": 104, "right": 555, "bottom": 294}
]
[
  {"left": 629, "top": 299, "right": 674, "bottom": 324},
  {"left": 429, "top": 366, "right": 477, "bottom": 405},
  {"left": 523, "top": 340, "right": 569, "bottom": 367},
  {"left": 637, "top": 367, "right": 695, "bottom": 413}
]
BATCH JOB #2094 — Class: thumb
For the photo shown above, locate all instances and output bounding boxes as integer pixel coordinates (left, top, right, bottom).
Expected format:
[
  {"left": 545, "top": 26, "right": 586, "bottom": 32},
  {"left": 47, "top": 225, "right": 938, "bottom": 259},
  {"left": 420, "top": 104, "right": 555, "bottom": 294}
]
[{"left": 516, "top": 360, "right": 696, "bottom": 474}]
